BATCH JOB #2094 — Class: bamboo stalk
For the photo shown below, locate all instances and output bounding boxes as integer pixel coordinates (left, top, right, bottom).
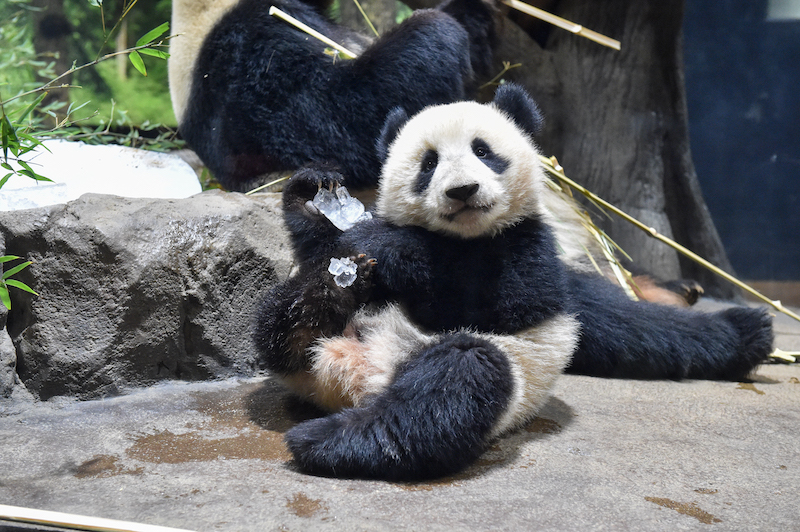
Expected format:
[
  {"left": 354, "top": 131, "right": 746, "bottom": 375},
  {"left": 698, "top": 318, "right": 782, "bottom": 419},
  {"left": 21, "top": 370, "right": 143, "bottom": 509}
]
[
  {"left": 539, "top": 155, "right": 800, "bottom": 324},
  {"left": 352, "top": 0, "right": 380, "bottom": 37},
  {"left": 502, "top": 0, "right": 621, "bottom": 51},
  {"left": 245, "top": 175, "right": 290, "bottom": 195},
  {"left": 0, "top": 504, "right": 194, "bottom": 532},
  {"left": 269, "top": 7, "right": 359, "bottom": 59}
]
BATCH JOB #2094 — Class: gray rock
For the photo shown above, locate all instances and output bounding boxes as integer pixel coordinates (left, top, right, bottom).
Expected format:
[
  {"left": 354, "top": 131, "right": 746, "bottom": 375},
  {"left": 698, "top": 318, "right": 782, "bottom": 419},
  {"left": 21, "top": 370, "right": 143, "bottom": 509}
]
[
  {"left": 0, "top": 191, "right": 292, "bottom": 400},
  {"left": 0, "top": 305, "right": 16, "bottom": 398}
]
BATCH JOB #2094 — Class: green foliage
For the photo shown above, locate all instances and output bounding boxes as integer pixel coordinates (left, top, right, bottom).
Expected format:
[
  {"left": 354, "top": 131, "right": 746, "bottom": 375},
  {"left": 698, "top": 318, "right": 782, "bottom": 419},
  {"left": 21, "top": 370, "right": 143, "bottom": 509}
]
[
  {"left": 0, "top": 256, "right": 37, "bottom": 310},
  {"left": 0, "top": 96, "right": 53, "bottom": 187}
]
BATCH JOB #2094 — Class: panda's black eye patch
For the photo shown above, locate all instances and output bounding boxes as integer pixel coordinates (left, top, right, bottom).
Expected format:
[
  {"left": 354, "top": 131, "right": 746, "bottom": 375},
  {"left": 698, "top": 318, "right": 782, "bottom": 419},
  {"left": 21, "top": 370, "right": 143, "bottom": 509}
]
[
  {"left": 472, "top": 138, "right": 509, "bottom": 174},
  {"left": 414, "top": 149, "right": 438, "bottom": 194}
]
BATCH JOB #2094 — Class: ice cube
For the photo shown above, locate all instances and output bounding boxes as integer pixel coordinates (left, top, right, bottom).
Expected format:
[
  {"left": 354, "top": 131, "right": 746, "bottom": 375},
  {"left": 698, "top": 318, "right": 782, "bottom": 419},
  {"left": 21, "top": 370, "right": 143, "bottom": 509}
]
[
  {"left": 312, "top": 188, "right": 339, "bottom": 218},
  {"left": 312, "top": 185, "right": 371, "bottom": 231},
  {"left": 328, "top": 257, "right": 358, "bottom": 287}
]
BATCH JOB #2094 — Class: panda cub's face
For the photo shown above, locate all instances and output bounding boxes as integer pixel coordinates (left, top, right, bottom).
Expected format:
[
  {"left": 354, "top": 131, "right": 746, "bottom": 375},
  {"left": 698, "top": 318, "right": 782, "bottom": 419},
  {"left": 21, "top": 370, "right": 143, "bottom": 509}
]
[{"left": 376, "top": 101, "right": 546, "bottom": 239}]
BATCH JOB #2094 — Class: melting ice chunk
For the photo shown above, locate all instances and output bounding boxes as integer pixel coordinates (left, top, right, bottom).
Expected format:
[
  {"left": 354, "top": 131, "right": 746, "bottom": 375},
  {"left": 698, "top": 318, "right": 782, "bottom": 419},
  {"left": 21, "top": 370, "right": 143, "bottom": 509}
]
[
  {"left": 312, "top": 185, "right": 372, "bottom": 231},
  {"left": 328, "top": 257, "right": 358, "bottom": 288}
]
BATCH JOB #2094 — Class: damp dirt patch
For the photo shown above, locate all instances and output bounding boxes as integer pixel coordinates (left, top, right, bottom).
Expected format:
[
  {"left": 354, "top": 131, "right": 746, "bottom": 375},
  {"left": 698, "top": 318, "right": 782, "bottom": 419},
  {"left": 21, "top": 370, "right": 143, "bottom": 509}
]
[
  {"left": 126, "top": 428, "right": 291, "bottom": 463},
  {"left": 125, "top": 380, "right": 294, "bottom": 464},
  {"left": 525, "top": 417, "right": 561, "bottom": 434},
  {"left": 645, "top": 496, "right": 722, "bottom": 524},
  {"left": 75, "top": 454, "right": 144, "bottom": 478},
  {"left": 286, "top": 492, "right": 327, "bottom": 518},
  {"left": 736, "top": 383, "right": 765, "bottom": 395}
]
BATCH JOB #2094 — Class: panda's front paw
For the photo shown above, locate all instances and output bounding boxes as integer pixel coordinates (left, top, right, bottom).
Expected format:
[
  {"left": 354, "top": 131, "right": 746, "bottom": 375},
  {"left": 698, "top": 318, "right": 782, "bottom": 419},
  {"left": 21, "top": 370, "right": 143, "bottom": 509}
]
[{"left": 283, "top": 163, "right": 345, "bottom": 214}]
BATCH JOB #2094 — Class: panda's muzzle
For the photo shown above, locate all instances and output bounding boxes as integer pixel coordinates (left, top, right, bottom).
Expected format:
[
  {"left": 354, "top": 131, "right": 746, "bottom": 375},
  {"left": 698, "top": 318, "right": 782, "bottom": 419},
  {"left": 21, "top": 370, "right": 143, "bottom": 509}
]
[{"left": 442, "top": 183, "right": 493, "bottom": 222}]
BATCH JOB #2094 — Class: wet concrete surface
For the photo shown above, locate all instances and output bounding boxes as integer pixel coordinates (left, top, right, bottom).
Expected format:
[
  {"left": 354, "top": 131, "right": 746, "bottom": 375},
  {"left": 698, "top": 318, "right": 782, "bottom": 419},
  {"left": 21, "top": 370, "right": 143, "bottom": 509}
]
[{"left": 1, "top": 301, "right": 799, "bottom": 531}]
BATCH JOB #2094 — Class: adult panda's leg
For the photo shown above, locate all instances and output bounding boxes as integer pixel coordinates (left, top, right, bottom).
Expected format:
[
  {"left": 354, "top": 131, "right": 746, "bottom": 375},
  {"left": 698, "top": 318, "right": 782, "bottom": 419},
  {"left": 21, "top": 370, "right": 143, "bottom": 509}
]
[
  {"left": 566, "top": 270, "right": 774, "bottom": 380},
  {"left": 437, "top": 0, "right": 499, "bottom": 80},
  {"left": 285, "top": 332, "right": 514, "bottom": 480}
]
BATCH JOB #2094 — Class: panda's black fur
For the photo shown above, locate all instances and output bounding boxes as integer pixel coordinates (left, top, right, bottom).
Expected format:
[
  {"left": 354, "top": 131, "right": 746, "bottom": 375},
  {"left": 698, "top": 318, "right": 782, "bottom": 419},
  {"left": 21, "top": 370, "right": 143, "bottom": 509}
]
[
  {"left": 253, "top": 84, "right": 774, "bottom": 480},
  {"left": 170, "top": 0, "right": 498, "bottom": 191}
]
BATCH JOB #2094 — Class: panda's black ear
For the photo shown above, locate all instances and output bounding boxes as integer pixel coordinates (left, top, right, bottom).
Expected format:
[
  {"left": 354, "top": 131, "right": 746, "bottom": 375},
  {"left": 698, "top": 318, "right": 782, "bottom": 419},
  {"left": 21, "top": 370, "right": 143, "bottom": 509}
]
[
  {"left": 376, "top": 107, "right": 409, "bottom": 164},
  {"left": 492, "top": 84, "right": 544, "bottom": 138}
]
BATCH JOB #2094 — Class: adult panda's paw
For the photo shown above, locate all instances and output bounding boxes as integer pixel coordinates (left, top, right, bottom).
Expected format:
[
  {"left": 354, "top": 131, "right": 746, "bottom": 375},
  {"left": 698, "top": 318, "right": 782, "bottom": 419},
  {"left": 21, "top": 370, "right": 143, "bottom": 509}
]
[{"left": 283, "top": 162, "right": 345, "bottom": 216}]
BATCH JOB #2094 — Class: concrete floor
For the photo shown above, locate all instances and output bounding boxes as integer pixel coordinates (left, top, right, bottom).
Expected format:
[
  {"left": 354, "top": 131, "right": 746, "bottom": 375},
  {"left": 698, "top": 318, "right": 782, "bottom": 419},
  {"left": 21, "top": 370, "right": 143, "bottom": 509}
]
[{"left": 1, "top": 302, "right": 798, "bottom": 531}]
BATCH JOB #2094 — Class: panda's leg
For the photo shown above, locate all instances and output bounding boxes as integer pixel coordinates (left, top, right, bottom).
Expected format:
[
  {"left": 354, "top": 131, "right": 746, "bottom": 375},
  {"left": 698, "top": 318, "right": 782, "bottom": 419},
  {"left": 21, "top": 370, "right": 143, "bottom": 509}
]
[
  {"left": 566, "top": 271, "right": 774, "bottom": 380},
  {"left": 436, "top": 0, "right": 499, "bottom": 79},
  {"left": 252, "top": 253, "right": 376, "bottom": 376},
  {"left": 285, "top": 332, "right": 514, "bottom": 480}
]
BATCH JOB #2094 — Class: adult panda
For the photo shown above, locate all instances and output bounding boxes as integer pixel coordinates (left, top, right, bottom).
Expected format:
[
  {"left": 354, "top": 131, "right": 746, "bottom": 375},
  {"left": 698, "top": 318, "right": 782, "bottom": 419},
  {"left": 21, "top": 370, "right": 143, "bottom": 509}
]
[
  {"left": 169, "top": 0, "right": 498, "bottom": 191},
  {"left": 253, "top": 84, "right": 774, "bottom": 480}
]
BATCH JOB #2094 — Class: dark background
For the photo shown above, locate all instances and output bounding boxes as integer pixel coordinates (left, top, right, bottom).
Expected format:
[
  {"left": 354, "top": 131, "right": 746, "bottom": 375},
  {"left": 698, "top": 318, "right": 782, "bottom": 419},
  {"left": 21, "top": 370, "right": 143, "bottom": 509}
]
[{"left": 683, "top": 0, "right": 800, "bottom": 280}]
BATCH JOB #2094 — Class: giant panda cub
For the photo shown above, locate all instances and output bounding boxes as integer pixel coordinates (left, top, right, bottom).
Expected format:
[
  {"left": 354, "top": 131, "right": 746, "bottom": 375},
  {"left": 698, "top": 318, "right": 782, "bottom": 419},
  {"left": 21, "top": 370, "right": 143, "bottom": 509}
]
[
  {"left": 169, "top": 0, "right": 498, "bottom": 191},
  {"left": 253, "top": 84, "right": 774, "bottom": 480}
]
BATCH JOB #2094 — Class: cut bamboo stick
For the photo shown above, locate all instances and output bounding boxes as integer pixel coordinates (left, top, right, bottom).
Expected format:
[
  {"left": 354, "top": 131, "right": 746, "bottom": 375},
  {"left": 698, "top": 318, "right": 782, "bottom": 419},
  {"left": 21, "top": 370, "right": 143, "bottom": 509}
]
[
  {"left": 502, "top": 0, "right": 621, "bottom": 51},
  {"left": 0, "top": 504, "right": 194, "bottom": 532},
  {"left": 269, "top": 6, "right": 359, "bottom": 59}
]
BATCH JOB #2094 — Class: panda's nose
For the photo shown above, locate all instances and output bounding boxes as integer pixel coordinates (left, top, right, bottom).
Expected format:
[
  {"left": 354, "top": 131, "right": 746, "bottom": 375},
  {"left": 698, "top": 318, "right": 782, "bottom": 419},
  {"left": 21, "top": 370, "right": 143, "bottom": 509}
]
[{"left": 446, "top": 183, "right": 479, "bottom": 201}]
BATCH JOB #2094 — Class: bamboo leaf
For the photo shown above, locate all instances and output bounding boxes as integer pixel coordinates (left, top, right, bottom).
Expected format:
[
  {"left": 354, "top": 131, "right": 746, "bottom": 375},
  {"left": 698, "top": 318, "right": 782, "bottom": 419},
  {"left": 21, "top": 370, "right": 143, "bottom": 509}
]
[
  {"left": 5, "top": 279, "right": 38, "bottom": 296},
  {"left": 18, "top": 93, "right": 48, "bottom": 123},
  {"left": 135, "top": 22, "right": 169, "bottom": 47},
  {"left": 0, "top": 173, "right": 11, "bottom": 189},
  {"left": 0, "top": 285, "right": 10, "bottom": 310},
  {"left": 128, "top": 50, "right": 147, "bottom": 76},
  {"left": 0, "top": 256, "right": 21, "bottom": 263},
  {"left": 138, "top": 48, "right": 169, "bottom": 60},
  {"left": 1, "top": 115, "right": 11, "bottom": 160},
  {"left": 16, "top": 132, "right": 48, "bottom": 150},
  {"left": 3, "top": 261, "right": 32, "bottom": 279},
  {"left": 15, "top": 161, "right": 51, "bottom": 182}
]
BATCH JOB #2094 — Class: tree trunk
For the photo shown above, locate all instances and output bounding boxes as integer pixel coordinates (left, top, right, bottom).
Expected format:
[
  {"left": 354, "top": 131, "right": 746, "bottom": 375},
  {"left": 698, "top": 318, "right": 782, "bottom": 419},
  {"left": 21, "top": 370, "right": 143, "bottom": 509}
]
[
  {"left": 116, "top": 18, "right": 129, "bottom": 81},
  {"left": 489, "top": 0, "right": 737, "bottom": 298},
  {"left": 30, "top": 0, "right": 72, "bottom": 126}
]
